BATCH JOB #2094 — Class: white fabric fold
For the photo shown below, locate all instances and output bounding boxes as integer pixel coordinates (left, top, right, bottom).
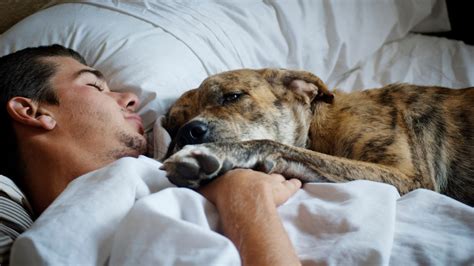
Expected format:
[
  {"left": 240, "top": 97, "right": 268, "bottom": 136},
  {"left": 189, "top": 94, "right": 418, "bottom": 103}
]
[
  {"left": 109, "top": 188, "right": 240, "bottom": 265},
  {"left": 10, "top": 157, "right": 474, "bottom": 265},
  {"left": 10, "top": 156, "right": 173, "bottom": 265}
]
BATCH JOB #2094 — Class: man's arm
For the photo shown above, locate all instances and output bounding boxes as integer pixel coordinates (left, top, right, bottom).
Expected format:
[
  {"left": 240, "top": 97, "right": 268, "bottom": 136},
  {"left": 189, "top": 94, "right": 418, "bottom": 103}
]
[{"left": 200, "top": 169, "right": 301, "bottom": 266}]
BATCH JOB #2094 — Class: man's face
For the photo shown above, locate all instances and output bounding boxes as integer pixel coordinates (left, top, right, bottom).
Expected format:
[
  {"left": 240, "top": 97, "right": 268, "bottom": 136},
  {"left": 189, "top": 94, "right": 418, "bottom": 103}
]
[{"left": 44, "top": 56, "right": 147, "bottom": 160}]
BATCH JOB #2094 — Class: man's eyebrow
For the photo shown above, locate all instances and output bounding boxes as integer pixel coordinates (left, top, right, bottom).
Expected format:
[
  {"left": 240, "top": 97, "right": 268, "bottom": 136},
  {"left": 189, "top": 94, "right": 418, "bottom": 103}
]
[{"left": 75, "top": 69, "right": 106, "bottom": 81}]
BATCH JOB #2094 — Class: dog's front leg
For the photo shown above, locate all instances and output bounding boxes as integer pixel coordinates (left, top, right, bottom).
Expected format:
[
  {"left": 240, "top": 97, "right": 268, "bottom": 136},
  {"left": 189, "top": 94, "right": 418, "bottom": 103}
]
[
  {"left": 162, "top": 141, "right": 270, "bottom": 188},
  {"left": 161, "top": 140, "right": 327, "bottom": 188},
  {"left": 240, "top": 140, "right": 424, "bottom": 194},
  {"left": 161, "top": 140, "right": 421, "bottom": 193}
]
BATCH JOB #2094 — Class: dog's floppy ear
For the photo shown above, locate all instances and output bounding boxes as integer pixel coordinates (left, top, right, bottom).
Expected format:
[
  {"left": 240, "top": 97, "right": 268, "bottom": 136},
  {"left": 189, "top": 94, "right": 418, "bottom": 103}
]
[
  {"left": 258, "top": 68, "right": 334, "bottom": 104},
  {"left": 288, "top": 79, "right": 321, "bottom": 105}
]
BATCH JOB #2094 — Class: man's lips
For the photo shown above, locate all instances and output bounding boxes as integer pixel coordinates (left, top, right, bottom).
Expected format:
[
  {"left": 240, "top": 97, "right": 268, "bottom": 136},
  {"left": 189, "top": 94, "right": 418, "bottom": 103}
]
[{"left": 125, "top": 114, "right": 144, "bottom": 135}]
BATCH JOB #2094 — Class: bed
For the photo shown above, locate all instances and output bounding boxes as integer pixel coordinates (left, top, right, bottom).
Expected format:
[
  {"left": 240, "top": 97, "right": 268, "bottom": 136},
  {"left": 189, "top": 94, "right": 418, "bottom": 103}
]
[{"left": 0, "top": 0, "right": 473, "bottom": 265}]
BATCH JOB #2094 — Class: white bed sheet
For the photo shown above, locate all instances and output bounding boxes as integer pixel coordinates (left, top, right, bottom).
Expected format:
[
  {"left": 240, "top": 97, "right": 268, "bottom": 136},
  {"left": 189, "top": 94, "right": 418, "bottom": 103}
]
[
  {"left": 1, "top": 1, "right": 473, "bottom": 265},
  {"left": 10, "top": 156, "right": 474, "bottom": 265}
]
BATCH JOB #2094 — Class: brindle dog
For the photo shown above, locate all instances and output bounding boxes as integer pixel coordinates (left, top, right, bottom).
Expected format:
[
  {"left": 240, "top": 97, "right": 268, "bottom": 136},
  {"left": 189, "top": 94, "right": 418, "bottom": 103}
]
[{"left": 161, "top": 68, "right": 474, "bottom": 206}]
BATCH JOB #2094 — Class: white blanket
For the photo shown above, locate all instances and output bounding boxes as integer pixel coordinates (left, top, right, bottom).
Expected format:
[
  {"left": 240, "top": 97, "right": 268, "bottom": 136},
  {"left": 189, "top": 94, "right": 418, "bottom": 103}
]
[{"left": 10, "top": 156, "right": 474, "bottom": 265}]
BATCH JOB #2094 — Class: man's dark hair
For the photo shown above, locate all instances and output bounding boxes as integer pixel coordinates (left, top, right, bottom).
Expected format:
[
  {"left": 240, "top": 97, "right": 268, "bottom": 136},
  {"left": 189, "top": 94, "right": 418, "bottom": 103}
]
[{"left": 0, "top": 44, "right": 87, "bottom": 186}]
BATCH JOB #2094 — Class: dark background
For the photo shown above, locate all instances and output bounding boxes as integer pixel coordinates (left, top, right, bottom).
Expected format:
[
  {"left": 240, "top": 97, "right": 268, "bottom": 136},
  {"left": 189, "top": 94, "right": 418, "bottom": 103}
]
[{"left": 433, "top": 0, "right": 473, "bottom": 44}]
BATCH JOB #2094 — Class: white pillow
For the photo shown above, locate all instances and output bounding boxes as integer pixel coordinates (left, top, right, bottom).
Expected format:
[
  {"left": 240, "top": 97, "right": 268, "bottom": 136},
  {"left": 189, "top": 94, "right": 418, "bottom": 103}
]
[{"left": 0, "top": 0, "right": 449, "bottom": 130}]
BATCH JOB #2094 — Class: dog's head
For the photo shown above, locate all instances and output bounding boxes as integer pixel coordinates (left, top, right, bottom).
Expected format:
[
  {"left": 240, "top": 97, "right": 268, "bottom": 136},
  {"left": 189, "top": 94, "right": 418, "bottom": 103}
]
[{"left": 163, "top": 68, "right": 333, "bottom": 157}]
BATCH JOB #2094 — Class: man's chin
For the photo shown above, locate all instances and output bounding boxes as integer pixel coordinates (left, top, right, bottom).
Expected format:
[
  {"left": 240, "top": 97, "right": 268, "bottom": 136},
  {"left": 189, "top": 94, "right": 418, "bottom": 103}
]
[{"left": 120, "top": 132, "right": 148, "bottom": 156}]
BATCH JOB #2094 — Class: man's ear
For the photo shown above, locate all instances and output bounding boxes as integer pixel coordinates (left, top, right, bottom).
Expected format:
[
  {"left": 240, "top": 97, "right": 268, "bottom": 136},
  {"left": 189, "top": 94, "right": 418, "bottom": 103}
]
[{"left": 6, "top": 97, "right": 56, "bottom": 130}]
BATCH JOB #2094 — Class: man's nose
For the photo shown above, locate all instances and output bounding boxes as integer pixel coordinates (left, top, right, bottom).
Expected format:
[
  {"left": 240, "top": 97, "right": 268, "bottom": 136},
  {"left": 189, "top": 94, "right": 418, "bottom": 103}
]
[{"left": 113, "top": 91, "right": 140, "bottom": 112}]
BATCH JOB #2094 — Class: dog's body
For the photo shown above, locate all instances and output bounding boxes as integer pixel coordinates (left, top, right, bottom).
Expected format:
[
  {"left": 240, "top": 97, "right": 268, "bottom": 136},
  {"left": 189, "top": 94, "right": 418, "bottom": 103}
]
[{"left": 161, "top": 68, "right": 474, "bottom": 206}]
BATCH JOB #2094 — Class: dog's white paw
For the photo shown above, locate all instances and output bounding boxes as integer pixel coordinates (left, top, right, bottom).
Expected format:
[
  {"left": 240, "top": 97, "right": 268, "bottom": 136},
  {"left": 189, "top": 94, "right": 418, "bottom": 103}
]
[{"left": 160, "top": 145, "right": 223, "bottom": 188}]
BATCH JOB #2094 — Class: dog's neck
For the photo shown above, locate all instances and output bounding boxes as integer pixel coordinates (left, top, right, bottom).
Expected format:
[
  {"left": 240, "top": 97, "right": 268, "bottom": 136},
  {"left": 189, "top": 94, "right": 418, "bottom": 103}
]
[{"left": 307, "top": 99, "right": 338, "bottom": 154}]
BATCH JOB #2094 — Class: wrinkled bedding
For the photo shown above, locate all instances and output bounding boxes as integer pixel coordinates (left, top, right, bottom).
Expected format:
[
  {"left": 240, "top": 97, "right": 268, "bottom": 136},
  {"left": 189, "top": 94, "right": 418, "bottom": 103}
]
[{"left": 11, "top": 156, "right": 474, "bottom": 265}]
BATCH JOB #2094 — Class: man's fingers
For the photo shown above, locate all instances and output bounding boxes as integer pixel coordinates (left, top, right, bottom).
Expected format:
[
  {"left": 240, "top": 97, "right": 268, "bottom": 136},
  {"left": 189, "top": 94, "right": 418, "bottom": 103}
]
[
  {"left": 280, "top": 179, "right": 301, "bottom": 198},
  {"left": 285, "top": 178, "right": 302, "bottom": 192},
  {"left": 273, "top": 178, "right": 302, "bottom": 206},
  {"left": 270, "top": 173, "right": 285, "bottom": 181}
]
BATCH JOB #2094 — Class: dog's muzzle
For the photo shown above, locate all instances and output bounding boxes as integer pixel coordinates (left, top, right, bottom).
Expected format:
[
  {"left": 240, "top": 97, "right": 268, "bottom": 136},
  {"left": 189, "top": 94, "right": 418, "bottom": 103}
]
[{"left": 176, "top": 120, "right": 210, "bottom": 147}]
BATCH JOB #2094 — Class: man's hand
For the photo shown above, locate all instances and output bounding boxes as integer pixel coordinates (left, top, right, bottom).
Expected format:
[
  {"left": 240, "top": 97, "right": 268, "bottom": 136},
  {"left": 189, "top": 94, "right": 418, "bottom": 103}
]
[
  {"left": 199, "top": 169, "right": 302, "bottom": 266},
  {"left": 200, "top": 168, "right": 301, "bottom": 207}
]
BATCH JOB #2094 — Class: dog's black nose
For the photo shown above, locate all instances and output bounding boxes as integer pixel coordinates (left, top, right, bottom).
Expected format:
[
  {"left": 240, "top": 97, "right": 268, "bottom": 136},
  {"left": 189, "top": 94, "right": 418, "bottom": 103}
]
[{"left": 176, "top": 120, "right": 209, "bottom": 146}]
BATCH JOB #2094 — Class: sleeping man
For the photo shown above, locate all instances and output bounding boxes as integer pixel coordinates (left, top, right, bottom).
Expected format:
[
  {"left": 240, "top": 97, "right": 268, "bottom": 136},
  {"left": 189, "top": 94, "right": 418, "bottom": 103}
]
[{"left": 0, "top": 44, "right": 301, "bottom": 265}]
